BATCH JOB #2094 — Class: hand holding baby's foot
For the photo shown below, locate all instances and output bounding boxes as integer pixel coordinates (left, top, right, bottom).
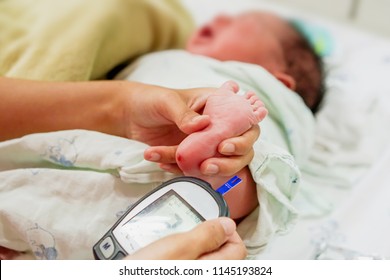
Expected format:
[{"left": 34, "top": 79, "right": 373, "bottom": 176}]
[
  {"left": 176, "top": 81, "right": 267, "bottom": 177},
  {"left": 144, "top": 124, "right": 260, "bottom": 176}
]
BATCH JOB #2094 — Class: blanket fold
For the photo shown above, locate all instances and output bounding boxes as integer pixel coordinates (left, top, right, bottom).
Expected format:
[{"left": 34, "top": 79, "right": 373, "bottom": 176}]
[{"left": 0, "top": 130, "right": 173, "bottom": 259}]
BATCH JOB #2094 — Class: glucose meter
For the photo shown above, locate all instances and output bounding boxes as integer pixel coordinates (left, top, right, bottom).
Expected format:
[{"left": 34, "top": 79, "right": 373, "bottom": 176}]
[{"left": 93, "top": 176, "right": 241, "bottom": 260}]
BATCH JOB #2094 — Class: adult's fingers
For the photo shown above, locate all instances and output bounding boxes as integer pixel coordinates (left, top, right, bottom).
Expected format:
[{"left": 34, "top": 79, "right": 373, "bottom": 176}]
[
  {"left": 198, "top": 231, "right": 247, "bottom": 260},
  {"left": 166, "top": 93, "right": 210, "bottom": 134},
  {"left": 200, "top": 150, "right": 254, "bottom": 176},
  {"left": 144, "top": 146, "right": 183, "bottom": 174},
  {"left": 144, "top": 146, "right": 177, "bottom": 163},
  {"left": 124, "top": 218, "right": 237, "bottom": 260},
  {"left": 218, "top": 125, "right": 260, "bottom": 156}
]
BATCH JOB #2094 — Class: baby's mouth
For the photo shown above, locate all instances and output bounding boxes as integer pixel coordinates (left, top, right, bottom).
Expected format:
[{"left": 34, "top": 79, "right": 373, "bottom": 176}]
[{"left": 199, "top": 25, "right": 213, "bottom": 39}]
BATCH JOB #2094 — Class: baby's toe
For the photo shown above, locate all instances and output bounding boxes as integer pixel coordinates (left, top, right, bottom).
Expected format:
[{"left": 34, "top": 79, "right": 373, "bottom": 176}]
[
  {"left": 253, "top": 100, "right": 265, "bottom": 109},
  {"left": 253, "top": 106, "right": 268, "bottom": 122},
  {"left": 220, "top": 80, "right": 240, "bottom": 93},
  {"left": 245, "top": 91, "right": 256, "bottom": 100}
]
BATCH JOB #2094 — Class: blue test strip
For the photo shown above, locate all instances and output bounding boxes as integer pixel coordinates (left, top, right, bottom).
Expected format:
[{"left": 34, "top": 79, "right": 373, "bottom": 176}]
[{"left": 216, "top": 176, "right": 242, "bottom": 196}]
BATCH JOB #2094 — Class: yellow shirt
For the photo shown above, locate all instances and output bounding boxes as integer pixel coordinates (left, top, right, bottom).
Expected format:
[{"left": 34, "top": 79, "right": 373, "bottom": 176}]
[{"left": 0, "top": 0, "right": 194, "bottom": 81}]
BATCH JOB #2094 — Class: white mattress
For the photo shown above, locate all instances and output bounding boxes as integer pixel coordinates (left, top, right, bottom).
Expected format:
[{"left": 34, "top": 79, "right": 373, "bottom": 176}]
[{"left": 182, "top": 0, "right": 390, "bottom": 259}]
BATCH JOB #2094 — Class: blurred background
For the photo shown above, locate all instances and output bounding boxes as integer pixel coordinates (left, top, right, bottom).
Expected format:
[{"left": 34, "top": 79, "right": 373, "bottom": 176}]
[
  {"left": 263, "top": 0, "right": 390, "bottom": 37},
  {"left": 182, "top": 0, "right": 390, "bottom": 38}
]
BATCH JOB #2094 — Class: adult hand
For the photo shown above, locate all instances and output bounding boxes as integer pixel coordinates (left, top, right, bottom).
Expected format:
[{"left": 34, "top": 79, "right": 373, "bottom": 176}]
[
  {"left": 120, "top": 81, "right": 211, "bottom": 147},
  {"left": 123, "top": 217, "right": 247, "bottom": 260},
  {"left": 144, "top": 125, "right": 259, "bottom": 176}
]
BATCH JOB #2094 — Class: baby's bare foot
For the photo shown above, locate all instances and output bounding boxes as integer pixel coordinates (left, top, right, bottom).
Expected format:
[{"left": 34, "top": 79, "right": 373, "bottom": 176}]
[{"left": 176, "top": 81, "right": 267, "bottom": 176}]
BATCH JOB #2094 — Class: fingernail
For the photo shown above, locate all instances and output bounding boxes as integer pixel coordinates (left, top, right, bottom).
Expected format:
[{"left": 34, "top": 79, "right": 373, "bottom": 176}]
[
  {"left": 148, "top": 152, "right": 161, "bottom": 161},
  {"left": 191, "top": 115, "right": 206, "bottom": 123},
  {"left": 219, "top": 218, "right": 236, "bottom": 236},
  {"left": 204, "top": 164, "right": 219, "bottom": 175},
  {"left": 221, "top": 143, "right": 235, "bottom": 154}
]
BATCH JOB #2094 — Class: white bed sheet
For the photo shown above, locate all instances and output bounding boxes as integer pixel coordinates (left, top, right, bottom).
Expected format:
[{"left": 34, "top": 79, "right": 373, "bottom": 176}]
[
  {"left": 258, "top": 143, "right": 390, "bottom": 260},
  {"left": 181, "top": 0, "right": 390, "bottom": 259}
]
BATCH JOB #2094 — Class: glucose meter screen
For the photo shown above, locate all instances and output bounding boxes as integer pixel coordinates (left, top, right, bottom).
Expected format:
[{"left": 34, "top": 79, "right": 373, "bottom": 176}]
[{"left": 120, "top": 190, "right": 205, "bottom": 251}]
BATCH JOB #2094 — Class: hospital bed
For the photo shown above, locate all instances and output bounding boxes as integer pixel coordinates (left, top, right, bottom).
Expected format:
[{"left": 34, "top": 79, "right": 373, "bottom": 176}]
[{"left": 182, "top": 0, "right": 390, "bottom": 259}]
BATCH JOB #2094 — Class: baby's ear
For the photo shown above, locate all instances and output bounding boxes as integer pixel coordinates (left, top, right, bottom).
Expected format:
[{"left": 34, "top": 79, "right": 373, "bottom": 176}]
[{"left": 273, "top": 71, "right": 296, "bottom": 90}]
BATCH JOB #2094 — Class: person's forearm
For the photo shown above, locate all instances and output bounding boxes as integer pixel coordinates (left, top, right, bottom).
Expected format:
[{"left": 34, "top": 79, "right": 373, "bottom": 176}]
[{"left": 0, "top": 77, "right": 126, "bottom": 141}]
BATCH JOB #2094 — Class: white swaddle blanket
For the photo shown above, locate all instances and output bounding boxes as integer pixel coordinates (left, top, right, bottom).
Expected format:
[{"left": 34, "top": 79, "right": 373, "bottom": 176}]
[{"left": 0, "top": 50, "right": 315, "bottom": 259}]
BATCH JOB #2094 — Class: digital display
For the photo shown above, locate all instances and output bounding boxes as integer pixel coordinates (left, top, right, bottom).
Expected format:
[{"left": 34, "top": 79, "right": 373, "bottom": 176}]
[{"left": 119, "top": 190, "right": 205, "bottom": 251}]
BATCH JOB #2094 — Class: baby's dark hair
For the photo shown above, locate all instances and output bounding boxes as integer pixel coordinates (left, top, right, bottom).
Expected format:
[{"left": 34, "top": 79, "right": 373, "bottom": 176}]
[{"left": 280, "top": 22, "right": 325, "bottom": 113}]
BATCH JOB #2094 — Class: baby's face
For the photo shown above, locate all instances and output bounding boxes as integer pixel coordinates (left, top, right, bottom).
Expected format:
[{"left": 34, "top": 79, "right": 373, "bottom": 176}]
[{"left": 186, "top": 11, "right": 288, "bottom": 72}]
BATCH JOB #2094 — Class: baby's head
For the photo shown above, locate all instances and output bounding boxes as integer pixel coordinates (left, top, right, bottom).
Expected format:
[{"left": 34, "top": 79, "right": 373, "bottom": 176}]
[{"left": 186, "top": 11, "right": 324, "bottom": 113}]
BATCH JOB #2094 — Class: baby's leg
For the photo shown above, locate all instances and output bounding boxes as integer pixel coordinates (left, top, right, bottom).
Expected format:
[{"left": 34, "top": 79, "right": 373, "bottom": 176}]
[{"left": 176, "top": 81, "right": 267, "bottom": 176}]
